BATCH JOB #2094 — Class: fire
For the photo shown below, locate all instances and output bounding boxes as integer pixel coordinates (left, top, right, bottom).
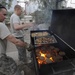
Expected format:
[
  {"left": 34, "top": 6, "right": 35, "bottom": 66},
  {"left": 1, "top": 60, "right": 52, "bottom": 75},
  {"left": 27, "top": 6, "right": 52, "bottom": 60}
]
[
  {"left": 36, "top": 45, "right": 65, "bottom": 66},
  {"left": 40, "top": 51, "right": 46, "bottom": 57},
  {"left": 50, "top": 57, "right": 54, "bottom": 62},
  {"left": 37, "top": 51, "right": 54, "bottom": 65},
  {"left": 38, "top": 60, "right": 43, "bottom": 64}
]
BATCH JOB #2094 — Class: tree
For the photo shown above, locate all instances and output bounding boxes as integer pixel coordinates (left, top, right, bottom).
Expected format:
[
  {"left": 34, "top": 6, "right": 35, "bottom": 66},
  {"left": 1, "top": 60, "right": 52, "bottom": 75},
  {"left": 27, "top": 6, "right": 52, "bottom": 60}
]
[
  {"left": 30, "top": 0, "right": 66, "bottom": 9},
  {"left": 0, "top": 0, "right": 13, "bottom": 9},
  {"left": 32, "top": 0, "right": 67, "bottom": 24},
  {"left": 0, "top": 0, "right": 13, "bottom": 26}
]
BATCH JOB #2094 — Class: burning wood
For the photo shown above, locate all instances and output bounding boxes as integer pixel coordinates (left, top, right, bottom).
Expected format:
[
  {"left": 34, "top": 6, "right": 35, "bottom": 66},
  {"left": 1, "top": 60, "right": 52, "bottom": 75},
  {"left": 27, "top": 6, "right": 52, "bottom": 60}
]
[
  {"left": 59, "top": 51, "right": 66, "bottom": 56},
  {"left": 36, "top": 45, "right": 65, "bottom": 65},
  {"left": 46, "top": 58, "right": 52, "bottom": 63}
]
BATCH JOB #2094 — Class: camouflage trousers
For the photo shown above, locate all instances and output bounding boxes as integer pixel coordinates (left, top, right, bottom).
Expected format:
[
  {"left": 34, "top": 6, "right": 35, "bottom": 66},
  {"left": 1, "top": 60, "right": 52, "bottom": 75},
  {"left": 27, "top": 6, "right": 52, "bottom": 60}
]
[
  {"left": 0, "top": 54, "right": 22, "bottom": 75},
  {"left": 16, "top": 37, "right": 27, "bottom": 62}
]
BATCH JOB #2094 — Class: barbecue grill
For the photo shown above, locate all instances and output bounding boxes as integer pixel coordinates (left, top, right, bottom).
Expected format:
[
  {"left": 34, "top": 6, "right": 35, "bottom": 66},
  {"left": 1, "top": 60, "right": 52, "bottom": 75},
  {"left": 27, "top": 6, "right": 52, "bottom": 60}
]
[{"left": 30, "top": 9, "right": 75, "bottom": 75}]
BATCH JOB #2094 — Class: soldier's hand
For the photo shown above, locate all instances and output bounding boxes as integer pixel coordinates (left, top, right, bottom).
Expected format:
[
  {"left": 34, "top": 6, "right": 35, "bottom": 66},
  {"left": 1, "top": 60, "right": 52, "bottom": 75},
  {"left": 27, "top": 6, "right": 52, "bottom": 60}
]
[
  {"left": 25, "top": 43, "right": 34, "bottom": 51},
  {"left": 25, "top": 22, "right": 34, "bottom": 27}
]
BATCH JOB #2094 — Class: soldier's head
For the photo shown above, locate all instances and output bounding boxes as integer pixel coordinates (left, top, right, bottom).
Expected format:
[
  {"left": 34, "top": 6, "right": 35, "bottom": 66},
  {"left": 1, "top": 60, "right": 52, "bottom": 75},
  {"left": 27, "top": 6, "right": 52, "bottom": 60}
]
[
  {"left": 14, "top": 5, "right": 22, "bottom": 16},
  {"left": 0, "top": 4, "right": 7, "bottom": 22}
]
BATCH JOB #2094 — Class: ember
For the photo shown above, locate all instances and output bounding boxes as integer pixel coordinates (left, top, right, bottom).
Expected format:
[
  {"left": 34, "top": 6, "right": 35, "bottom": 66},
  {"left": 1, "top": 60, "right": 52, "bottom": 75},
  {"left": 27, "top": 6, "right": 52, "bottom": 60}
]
[{"left": 36, "top": 45, "right": 65, "bottom": 65}]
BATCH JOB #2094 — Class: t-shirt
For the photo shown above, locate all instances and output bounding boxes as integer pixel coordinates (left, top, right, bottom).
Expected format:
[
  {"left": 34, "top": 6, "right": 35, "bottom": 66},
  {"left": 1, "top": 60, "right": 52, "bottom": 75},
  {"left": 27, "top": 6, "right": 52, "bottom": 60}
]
[
  {"left": 10, "top": 13, "right": 24, "bottom": 37},
  {"left": 0, "top": 22, "right": 11, "bottom": 55}
]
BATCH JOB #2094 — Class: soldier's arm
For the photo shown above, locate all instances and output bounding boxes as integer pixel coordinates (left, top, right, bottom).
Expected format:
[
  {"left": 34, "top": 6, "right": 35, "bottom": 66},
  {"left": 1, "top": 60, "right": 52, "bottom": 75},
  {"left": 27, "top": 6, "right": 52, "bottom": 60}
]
[
  {"left": 6, "top": 34, "right": 27, "bottom": 47},
  {"left": 13, "top": 22, "right": 34, "bottom": 30}
]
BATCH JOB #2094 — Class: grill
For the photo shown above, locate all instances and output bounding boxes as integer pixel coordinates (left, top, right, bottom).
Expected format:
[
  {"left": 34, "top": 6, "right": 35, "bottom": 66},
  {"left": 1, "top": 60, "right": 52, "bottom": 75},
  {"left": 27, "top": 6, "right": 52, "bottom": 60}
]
[{"left": 30, "top": 9, "right": 75, "bottom": 75}]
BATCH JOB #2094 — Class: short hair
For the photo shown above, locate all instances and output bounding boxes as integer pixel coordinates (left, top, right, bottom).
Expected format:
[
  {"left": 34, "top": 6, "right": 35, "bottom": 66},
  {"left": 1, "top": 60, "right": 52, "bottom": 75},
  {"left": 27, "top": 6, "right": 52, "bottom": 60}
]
[
  {"left": 0, "top": 4, "right": 6, "bottom": 11},
  {"left": 14, "top": 5, "right": 21, "bottom": 10}
]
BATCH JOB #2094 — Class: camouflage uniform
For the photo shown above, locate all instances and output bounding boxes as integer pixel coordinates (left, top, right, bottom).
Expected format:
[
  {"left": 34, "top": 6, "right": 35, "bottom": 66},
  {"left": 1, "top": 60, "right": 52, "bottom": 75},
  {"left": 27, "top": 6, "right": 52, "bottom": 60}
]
[{"left": 0, "top": 54, "right": 21, "bottom": 75}]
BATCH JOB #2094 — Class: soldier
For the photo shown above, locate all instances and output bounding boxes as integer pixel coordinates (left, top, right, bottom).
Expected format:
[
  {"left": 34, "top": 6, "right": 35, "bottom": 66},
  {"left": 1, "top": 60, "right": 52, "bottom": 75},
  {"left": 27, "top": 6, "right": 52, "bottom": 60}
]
[
  {"left": 0, "top": 4, "right": 29, "bottom": 75},
  {"left": 10, "top": 5, "right": 33, "bottom": 63}
]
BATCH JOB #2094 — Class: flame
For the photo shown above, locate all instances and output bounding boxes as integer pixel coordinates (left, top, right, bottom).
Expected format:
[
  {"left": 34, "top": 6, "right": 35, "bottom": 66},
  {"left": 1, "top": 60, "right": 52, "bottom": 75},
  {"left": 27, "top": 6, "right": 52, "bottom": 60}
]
[
  {"left": 36, "top": 46, "right": 64, "bottom": 66},
  {"left": 41, "top": 53, "right": 45, "bottom": 57},
  {"left": 38, "top": 59, "right": 43, "bottom": 65},
  {"left": 36, "top": 50, "right": 55, "bottom": 65},
  {"left": 38, "top": 61, "right": 41, "bottom": 64},
  {"left": 50, "top": 57, "right": 54, "bottom": 62},
  {"left": 40, "top": 51, "right": 46, "bottom": 57}
]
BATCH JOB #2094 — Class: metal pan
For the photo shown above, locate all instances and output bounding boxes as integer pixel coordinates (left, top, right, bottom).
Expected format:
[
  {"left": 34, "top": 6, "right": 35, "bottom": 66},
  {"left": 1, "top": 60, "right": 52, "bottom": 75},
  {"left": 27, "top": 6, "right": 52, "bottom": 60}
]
[{"left": 34, "top": 35, "right": 57, "bottom": 45}]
